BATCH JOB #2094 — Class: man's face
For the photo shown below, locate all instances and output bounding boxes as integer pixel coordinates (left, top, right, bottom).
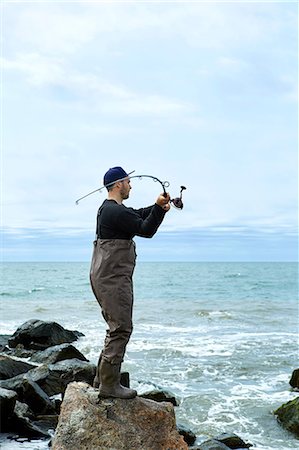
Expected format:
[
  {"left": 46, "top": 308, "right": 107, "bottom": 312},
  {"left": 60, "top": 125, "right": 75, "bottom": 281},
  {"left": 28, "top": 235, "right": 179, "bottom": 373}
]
[{"left": 119, "top": 178, "right": 131, "bottom": 200}]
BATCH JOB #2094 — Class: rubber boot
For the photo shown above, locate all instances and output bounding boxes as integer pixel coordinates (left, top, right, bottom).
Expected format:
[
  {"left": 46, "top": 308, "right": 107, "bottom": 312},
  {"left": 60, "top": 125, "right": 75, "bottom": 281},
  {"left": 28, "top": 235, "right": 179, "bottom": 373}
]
[{"left": 98, "top": 359, "right": 137, "bottom": 399}]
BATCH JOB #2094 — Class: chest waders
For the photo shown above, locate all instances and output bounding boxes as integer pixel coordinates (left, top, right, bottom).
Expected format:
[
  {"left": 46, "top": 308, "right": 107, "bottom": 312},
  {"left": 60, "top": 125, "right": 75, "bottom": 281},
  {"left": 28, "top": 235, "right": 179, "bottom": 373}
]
[{"left": 90, "top": 239, "right": 137, "bottom": 398}]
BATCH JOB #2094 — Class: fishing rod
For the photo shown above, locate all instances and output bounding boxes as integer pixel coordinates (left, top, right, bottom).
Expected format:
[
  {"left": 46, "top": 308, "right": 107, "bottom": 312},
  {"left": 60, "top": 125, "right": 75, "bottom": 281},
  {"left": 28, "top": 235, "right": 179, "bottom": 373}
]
[{"left": 75, "top": 173, "right": 186, "bottom": 209}]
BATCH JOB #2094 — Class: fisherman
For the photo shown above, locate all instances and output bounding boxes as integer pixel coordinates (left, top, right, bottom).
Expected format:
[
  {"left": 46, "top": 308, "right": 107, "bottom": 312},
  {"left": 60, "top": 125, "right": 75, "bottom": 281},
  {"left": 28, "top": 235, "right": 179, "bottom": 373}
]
[{"left": 90, "top": 166, "right": 170, "bottom": 399}]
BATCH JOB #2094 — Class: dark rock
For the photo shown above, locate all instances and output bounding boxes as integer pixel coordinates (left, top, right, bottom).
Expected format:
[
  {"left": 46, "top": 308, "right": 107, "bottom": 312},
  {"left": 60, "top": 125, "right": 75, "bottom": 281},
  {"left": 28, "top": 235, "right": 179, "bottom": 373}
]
[
  {"left": 177, "top": 423, "right": 196, "bottom": 445},
  {"left": 21, "top": 379, "right": 56, "bottom": 415},
  {"left": 8, "top": 319, "right": 84, "bottom": 350},
  {"left": 290, "top": 369, "right": 299, "bottom": 389},
  {"left": 195, "top": 439, "right": 231, "bottom": 450},
  {"left": 30, "top": 343, "right": 88, "bottom": 364},
  {"left": 215, "top": 433, "right": 252, "bottom": 448},
  {"left": 9, "top": 400, "right": 50, "bottom": 438},
  {"left": 0, "top": 387, "right": 18, "bottom": 428},
  {"left": 0, "top": 355, "right": 37, "bottom": 380},
  {"left": 274, "top": 396, "right": 299, "bottom": 437},
  {"left": 0, "top": 334, "right": 10, "bottom": 352},
  {"left": 52, "top": 381, "right": 188, "bottom": 449},
  {"left": 25, "top": 358, "right": 96, "bottom": 396},
  {"left": 0, "top": 373, "right": 26, "bottom": 396},
  {"left": 120, "top": 371, "right": 130, "bottom": 388},
  {"left": 4, "top": 344, "right": 35, "bottom": 358},
  {"left": 140, "top": 388, "right": 179, "bottom": 406}
]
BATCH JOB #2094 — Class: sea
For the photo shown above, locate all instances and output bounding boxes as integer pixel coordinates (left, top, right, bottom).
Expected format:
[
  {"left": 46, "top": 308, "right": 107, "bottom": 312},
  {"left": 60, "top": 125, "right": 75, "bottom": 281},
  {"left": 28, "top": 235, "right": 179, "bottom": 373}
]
[{"left": 0, "top": 261, "right": 298, "bottom": 450}]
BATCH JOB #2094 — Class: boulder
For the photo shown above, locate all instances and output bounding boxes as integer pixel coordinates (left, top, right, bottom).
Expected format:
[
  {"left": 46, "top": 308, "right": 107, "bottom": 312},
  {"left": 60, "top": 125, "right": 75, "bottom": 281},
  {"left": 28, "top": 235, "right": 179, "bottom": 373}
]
[
  {"left": 290, "top": 369, "right": 299, "bottom": 389},
  {"left": 0, "top": 334, "right": 10, "bottom": 352},
  {"left": 8, "top": 319, "right": 84, "bottom": 350},
  {"left": 274, "top": 396, "right": 299, "bottom": 437},
  {"left": 0, "top": 358, "right": 95, "bottom": 398},
  {"left": 30, "top": 343, "right": 88, "bottom": 364},
  {"left": 190, "top": 439, "right": 231, "bottom": 450},
  {"left": 214, "top": 433, "right": 252, "bottom": 448},
  {"left": 0, "top": 387, "right": 17, "bottom": 427},
  {"left": 8, "top": 400, "right": 50, "bottom": 438},
  {"left": 21, "top": 379, "right": 56, "bottom": 415},
  {"left": 190, "top": 434, "right": 252, "bottom": 450},
  {"left": 177, "top": 423, "right": 196, "bottom": 445},
  {"left": 26, "top": 359, "right": 96, "bottom": 396},
  {"left": 141, "top": 388, "right": 179, "bottom": 406},
  {"left": 52, "top": 381, "right": 188, "bottom": 450},
  {"left": 0, "top": 355, "right": 37, "bottom": 380}
]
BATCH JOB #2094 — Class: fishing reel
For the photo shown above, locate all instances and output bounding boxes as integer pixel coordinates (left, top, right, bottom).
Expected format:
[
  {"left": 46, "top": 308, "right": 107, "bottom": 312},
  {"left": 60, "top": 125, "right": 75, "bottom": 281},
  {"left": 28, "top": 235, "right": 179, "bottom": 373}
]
[{"left": 169, "top": 185, "right": 186, "bottom": 210}]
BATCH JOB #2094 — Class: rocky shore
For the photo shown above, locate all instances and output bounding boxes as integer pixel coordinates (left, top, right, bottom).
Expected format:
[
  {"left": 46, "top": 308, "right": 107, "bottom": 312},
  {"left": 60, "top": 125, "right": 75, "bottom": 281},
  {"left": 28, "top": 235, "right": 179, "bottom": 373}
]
[{"left": 0, "top": 319, "right": 298, "bottom": 449}]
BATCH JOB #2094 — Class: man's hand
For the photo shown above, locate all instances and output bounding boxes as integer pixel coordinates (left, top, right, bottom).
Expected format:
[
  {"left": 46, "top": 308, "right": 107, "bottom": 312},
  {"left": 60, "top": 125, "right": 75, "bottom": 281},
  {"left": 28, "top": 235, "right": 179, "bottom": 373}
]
[{"left": 156, "top": 193, "right": 171, "bottom": 211}]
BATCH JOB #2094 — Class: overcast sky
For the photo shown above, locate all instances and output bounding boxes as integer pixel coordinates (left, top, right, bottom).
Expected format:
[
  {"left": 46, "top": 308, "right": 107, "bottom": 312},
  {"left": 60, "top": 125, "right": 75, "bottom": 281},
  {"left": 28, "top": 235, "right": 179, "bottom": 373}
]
[{"left": 1, "top": 1, "right": 298, "bottom": 261}]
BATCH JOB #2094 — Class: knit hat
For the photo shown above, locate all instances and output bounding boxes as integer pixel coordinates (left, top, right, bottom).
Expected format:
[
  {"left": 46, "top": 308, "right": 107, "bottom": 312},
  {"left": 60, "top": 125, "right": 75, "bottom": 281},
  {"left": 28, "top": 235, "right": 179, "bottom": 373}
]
[{"left": 103, "top": 167, "right": 134, "bottom": 187}]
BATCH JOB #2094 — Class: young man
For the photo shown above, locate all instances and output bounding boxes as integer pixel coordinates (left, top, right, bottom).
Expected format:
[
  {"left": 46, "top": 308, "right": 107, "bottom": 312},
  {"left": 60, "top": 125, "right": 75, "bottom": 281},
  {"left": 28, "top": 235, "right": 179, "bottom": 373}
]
[{"left": 90, "top": 166, "right": 170, "bottom": 399}]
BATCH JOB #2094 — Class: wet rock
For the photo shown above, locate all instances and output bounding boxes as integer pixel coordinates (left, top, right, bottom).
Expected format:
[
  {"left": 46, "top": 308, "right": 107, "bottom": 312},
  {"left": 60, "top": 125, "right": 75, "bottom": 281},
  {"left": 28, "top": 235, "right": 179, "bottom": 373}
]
[
  {"left": 190, "top": 439, "right": 231, "bottom": 450},
  {"left": 30, "top": 343, "right": 88, "bottom": 365},
  {"left": 274, "top": 396, "right": 299, "bottom": 437},
  {"left": 290, "top": 369, "right": 299, "bottom": 389},
  {"left": 177, "top": 423, "right": 196, "bottom": 445},
  {"left": 191, "top": 434, "right": 252, "bottom": 450},
  {"left": 4, "top": 344, "right": 34, "bottom": 358},
  {"left": 0, "top": 373, "right": 27, "bottom": 396},
  {"left": 0, "top": 387, "right": 18, "bottom": 428},
  {"left": 21, "top": 379, "right": 56, "bottom": 415},
  {"left": 26, "top": 358, "right": 96, "bottom": 396},
  {"left": 52, "top": 381, "right": 188, "bottom": 450},
  {"left": 0, "top": 334, "right": 10, "bottom": 352},
  {"left": 8, "top": 319, "right": 84, "bottom": 350},
  {"left": 141, "top": 388, "right": 179, "bottom": 406},
  {"left": 215, "top": 433, "right": 252, "bottom": 448},
  {"left": 9, "top": 400, "right": 50, "bottom": 438},
  {"left": 0, "top": 355, "right": 37, "bottom": 380}
]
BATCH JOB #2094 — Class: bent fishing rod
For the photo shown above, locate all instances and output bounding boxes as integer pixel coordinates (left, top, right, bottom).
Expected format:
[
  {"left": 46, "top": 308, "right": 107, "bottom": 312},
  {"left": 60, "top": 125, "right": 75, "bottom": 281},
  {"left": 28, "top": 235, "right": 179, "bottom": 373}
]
[{"left": 75, "top": 172, "right": 186, "bottom": 209}]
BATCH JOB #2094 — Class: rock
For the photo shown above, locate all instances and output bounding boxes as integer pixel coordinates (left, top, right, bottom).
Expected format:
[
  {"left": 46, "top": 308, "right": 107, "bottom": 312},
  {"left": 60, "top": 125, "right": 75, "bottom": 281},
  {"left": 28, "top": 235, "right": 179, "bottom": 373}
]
[
  {"left": 141, "top": 388, "right": 179, "bottom": 406},
  {"left": 0, "top": 334, "right": 10, "bottom": 352},
  {"left": 8, "top": 319, "right": 84, "bottom": 350},
  {"left": 194, "top": 439, "right": 231, "bottom": 450},
  {"left": 0, "top": 354, "right": 37, "bottom": 380},
  {"left": 26, "top": 358, "right": 96, "bottom": 396},
  {"left": 0, "top": 387, "right": 18, "bottom": 428},
  {"left": 52, "top": 381, "right": 188, "bottom": 450},
  {"left": 215, "top": 433, "right": 252, "bottom": 448},
  {"left": 177, "top": 423, "right": 196, "bottom": 445},
  {"left": 274, "top": 396, "right": 299, "bottom": 437},
  {"left": 0, "top": 373, "right": 27, "bottom": 396},
  {"left": 21, "top": 379, "right": 56, "bottom": 415},
  {"left": 30, "top": 343, "right": 88, "bottom": 364},
  {"left": 0, "top": 358, "right": 95, "bottom": 399},
  {"left": 8, "top": 400, "right": 50, "bottom": 438},
  {"left": 290, "top": 369, "right": 299, "bottom": 389}
]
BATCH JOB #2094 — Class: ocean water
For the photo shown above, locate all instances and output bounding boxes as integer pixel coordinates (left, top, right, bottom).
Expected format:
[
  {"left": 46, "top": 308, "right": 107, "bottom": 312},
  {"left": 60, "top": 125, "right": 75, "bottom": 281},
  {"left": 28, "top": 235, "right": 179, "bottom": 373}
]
[{"left": 0, "top": 261, "right": 298, "bottom": 450}]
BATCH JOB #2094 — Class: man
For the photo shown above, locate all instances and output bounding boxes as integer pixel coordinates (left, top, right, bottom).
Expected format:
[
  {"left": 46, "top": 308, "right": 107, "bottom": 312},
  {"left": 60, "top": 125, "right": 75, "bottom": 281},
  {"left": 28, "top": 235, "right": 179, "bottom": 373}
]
[{"left": 90, "top": 166, "right": 170, "bottom": 399}]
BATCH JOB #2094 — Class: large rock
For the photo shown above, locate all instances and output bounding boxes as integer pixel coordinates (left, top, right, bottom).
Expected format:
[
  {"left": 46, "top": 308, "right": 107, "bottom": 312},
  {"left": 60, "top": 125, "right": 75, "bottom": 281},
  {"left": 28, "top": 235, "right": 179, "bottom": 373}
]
[
  {"left": 0, "top": 387, "right": 17, "bottom": 427},
  {"left": 0, "top": 355, "right": 37, "bottom": 380},
  {"left": 0, "top": 358, "right": 95, "bottom": 398},
  {"left": 52, "top": 381, "right": 188, "bottom": 450},
  {"left": 26, "top": 359, "right": 96, "bottom": 396},
  {"left": 8, "top": 319, "right": 84, "bottom": 350},
  {"left": 141, "top": 388, "right": 179, "bottom": 406},
  {"left": 274, "top": 396, "right": 299, "bottom": 437},
  {"left": 290, "top": 369, "right": 299, "bottom": 389},
  {"left": 30, "top": 343, "right": 88, "bottom": 365}
]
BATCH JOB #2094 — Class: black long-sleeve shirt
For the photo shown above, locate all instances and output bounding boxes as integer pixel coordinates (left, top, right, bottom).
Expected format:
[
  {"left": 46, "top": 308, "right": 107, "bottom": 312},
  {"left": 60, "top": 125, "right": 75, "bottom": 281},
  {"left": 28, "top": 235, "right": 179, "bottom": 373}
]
[{"left": 96, "top": 199, "right": 166, "bottom": 240}]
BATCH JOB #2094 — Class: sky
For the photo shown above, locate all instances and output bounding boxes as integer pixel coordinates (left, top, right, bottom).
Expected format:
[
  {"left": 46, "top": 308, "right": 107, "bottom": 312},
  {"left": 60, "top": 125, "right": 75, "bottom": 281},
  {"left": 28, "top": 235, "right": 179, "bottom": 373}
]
[{"left": 1, "top": 0, "right": 298, "bottom": 262}]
